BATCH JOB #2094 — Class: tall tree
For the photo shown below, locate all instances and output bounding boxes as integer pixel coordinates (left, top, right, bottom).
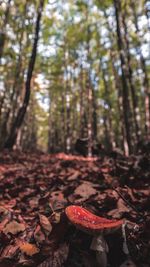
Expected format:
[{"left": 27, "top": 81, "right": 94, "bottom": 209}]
[
  {"left": 122, "top": 4, "right": 141, "bottom": 143},
  {"left": 114, "top": 0, "right": 132, "bottom": 154},
  {"left": 4, "top": 0, "right": 45, "bottom": 149},
  {"left": 0, "top": 0, "right": 11, "bottom": 61},
  {"left": 131, "top": 0, "right": 150, "bottom": 137}
]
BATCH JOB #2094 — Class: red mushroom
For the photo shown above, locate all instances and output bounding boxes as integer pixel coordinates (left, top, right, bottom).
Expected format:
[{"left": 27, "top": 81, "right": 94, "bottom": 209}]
[
  {"left": 65, "top": 205, "right": 123, "bottom": 233},
  {"left": 65, "top": 205, "right": 124, "bottom": 267}
]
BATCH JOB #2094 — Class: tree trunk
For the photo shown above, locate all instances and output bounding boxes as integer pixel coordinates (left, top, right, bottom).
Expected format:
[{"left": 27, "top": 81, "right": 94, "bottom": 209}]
[
  {"left": 144, "top": 0, "right": 150, "bottom": 32},
  {"left": 4, "top": 0, "right": 45, "bottom": 149},
  {"left": 110, "top": 51, "right": 125, "bottom": 150},
  {"left": 63, "top": 46, "right": 71, "bottom": 153},
  {"left": 61, "top": 93, "right": 66, "bottom": 152},
  {"left": 86, "top": 24, "right": 93, "bottom": 157},
  {"left": 131, "top": 0, "right": 150, "bottom": 137},
  {"left": 79, "top": 63, "right": 85, "bottom": 138},
  {"left": 92, "top": 86, "right": 98, "bottom": 141},
  {"left": 114, "top": 0, "right": 132, "bottom": 155},
  {"left": 2, "top": 28, "right": 25, "bottom": 145},
  {"left": 0, "top": 0, "right": 11, "bottom": 61},
  {"left": 100, "top": 57, "right": 115, "bottom": 149},
  {"left": 87, "top": 76, "right": 93, "bottom": 157},
  {"left": 11, "top": 2, "right": 27, "bottom": 125},
  {"left": 122, "top": 9, "right": 141, "bottom": 143},
  {"left": 103, "top": 11, "right": 128, "bottom": 152}
]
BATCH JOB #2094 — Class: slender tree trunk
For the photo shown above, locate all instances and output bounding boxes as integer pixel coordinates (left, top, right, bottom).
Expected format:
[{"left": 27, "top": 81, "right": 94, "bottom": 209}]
[
  {"left": 131, "top": 0, "right": 150, "bottom": 137},
  {"left": 87, "top": 75, "right": 93, "bottom": 157},
  {"left": 114, "top": 0, "right": 132, "bottom": 155},
  {"left": 86, "top": 24, "right": 93, "bottom": 156},
  {"left": 102, "top": 12, "right": 128, "bottom": 152},
  {"left": 122, "top": 10, "right": 141, "bottom": 143},
  {"left": 103, "top": 115, "right": 110, "bottom": 148},
  {"left": 66, "top": 93, "right": 71, "bottom": 153},
  {"left": 4, "top": 0, "right": 45, "bottom": 149},
  {"left": 11, "top": 2, "right": 27, "bottom": 124},
  {"left": 100, "top": 57, "right": 115, "bottom": 149},
  {"left": 79, "top": 63, "right": 85, "bottom": 138},
  {"left": 0, "top": 0, "right": 11, "bottom": 61},
  {"left": 110, "top": 51, "right": 125, "bottom": 150},
  {"left": 0, "top": 87, "right": 7, "bottom": 118},
  {"left": 92, "top": 86, "right": 97, "bottom": 141},
  {"left": 64, "top": 47, "right": 71, "bottom": 153},
  {"left": 90, "top": 53, "right": 98, "bottom": 142},
  {"left": 48, "top": 92, "right": 52, "bottom": 152},
  {"left": 2, "top": 29, "right": 25, "bottom": 142},
  {"left": 61, "top": 94, "right": 66, "bottom": 152},
  {"left": 144, "top": 0, "right": 150, "bottom": 32},
  {"left": 70, "top": 62, "right": 78, "bottom": 147}
]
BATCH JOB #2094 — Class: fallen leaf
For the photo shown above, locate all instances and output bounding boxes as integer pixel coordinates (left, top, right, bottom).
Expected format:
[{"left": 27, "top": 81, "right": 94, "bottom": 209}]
[
  {"left": 34, "top": 225, "right": 45, "bottom": 243},
  {"left": 19, "top": 242, "right": 40, "bottom": 256},
  {"left": 74, "top": 181, "right": 97, "bottom": 200},
  {"left": 3, "top": 221, "right": 25, "bottom": 235},
  {"left": 39, "top": 214, "right": 52, "bottom": 235},
  {"left": 50, "top": 212, "right": 61, "bottom": 224},
  {"left": 0, "top": 218, "right": 9, "bottom": 231},
  {"left": 117, "top": 198, "right": 130, "bottom": 213},
  {"left": 0, "top": 244, "right": 19, "bottom": 258},
  {"left": 67, "top": 170, "right": 80, "bottom": 181}
]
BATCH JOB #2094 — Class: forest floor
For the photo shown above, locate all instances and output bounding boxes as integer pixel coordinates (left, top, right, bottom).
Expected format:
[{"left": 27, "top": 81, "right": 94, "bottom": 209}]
[{"left": 0, "top": 150, "right": 149, "bottom": 267}]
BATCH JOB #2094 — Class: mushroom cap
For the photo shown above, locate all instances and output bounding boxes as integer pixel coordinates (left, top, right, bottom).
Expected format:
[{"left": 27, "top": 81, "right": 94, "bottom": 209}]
[{"left": 65, "top": 205, "right": 123, "bottom": 235}]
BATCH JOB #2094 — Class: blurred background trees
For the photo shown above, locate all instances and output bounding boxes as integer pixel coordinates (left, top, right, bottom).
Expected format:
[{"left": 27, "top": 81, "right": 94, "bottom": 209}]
[{"left": 0, "top": 0, "right": 150, "bottom": 155}]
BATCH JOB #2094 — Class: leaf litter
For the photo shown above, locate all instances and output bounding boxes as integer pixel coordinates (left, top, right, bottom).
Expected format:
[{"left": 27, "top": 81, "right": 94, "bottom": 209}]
[{"left": 0, "top": 150, "right": 149, "bottom": 266}]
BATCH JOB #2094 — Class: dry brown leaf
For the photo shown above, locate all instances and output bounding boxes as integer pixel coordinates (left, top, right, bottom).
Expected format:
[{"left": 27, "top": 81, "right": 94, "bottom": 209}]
[
  {"left": 74, "top": 182, "right": 97, "bottom": 200},
  {"left": 67, "top": 170, "right": 80, "bottom": 181},
  {"left": 34, "top": 225, "right": 45, "bottom": 243},
  {"left": 0, "top": 218, "right": 9, "bottom": 231},
  {"left": 29, "top": 198, "right": 39, "bottom": 209},
  {"left": 0, "top": 244, "right": 19, "bottom": 258},
  {"left": 50, "top": 191, "right": 66, "bottom": 202},
  {"left": 0, "top": 206, "right": 9, "bottom": 215},
  {"left": 117, "top": 199, "right": 130, "bottom": 213},
  {"left": 19, "top": 242, "right": 40, "bottom": 256},
  {"left": 39, "top": 214, "right": 52, "bottom": 235},
  {"left": 50, "top": 212, "right": 61, "bottom": 224},
  {"left": 3, "top": 221, "right": 25, "bottom": 235}
]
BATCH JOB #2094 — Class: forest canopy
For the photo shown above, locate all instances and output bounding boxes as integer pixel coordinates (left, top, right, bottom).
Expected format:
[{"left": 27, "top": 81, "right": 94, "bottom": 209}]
[{"left": 0, "top": 0, "right": 150, "bottom": 155}]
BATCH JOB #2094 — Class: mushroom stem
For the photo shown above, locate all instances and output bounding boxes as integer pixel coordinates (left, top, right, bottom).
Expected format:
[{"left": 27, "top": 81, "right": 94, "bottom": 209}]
[
  {"left": 122, "top": 222, "right": 130, "bottom": 256},
  {"left": 90, "top": 234, "right": 108, "bottom": 267},
  {"left": 96, "top": 251, "right": 107, "bottom": 267},
  {"left": 65, "top": 206, "right": 124, "bottom": 266}
]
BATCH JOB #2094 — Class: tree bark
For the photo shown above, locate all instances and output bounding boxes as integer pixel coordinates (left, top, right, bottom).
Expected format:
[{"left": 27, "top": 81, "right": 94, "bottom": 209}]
[
  {"left": 86, "top": 25, "right": 93, "bottom": 157},
  {"left": 79, "top": 63, "right": 85, "bottom": 138},
  {"left": 92, "top": 86, "right": 98, "bottom": 141},
  {"left": 4, "top": 0, "right": 45, "bottom": 149},
  {"left": 114, "top": 0, "right": 132, "bottom": 155},
  {"left": 110, "top": 51, "right": 125, "bottom": 150},
  {"left": 87, "top": 75, "right": 93, "bottom": 157},
  {"left": 0, "top": 0, "right": 11, "bottom": 61},
  {"left": 122, "top": 9, "right": 141, "bottom": 143},
  {"left": 131, "top": 0, "right": 150, "bottom": 137},
  {"left": 144, "top": 0, "right": 150, "bottom": 32},
  {"left": 103, "top": 10, "right": 130, "bottom": 153}
]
